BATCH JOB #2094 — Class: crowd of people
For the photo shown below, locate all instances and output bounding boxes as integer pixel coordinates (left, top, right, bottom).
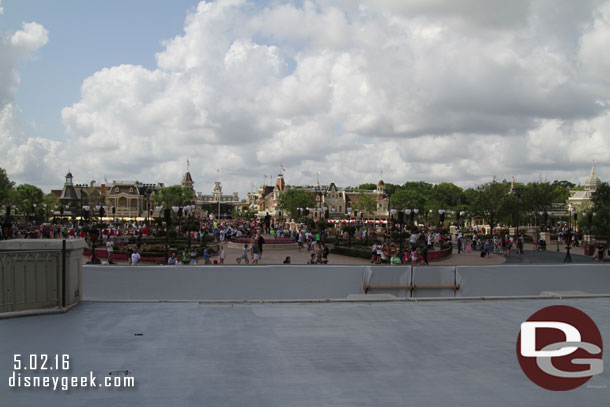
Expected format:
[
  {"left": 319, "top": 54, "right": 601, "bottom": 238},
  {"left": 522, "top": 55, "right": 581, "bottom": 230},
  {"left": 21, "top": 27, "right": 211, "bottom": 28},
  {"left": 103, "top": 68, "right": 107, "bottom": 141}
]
[{"left": 3, "top": 216, "right": 609, "bottom": 265}]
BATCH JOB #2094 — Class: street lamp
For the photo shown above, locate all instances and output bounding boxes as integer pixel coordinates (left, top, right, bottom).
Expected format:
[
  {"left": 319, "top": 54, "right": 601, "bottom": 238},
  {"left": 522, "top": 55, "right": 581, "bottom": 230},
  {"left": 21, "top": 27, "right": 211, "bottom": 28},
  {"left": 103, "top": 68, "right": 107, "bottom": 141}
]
[
  {"left": 82, "top": 205, "right": 91, "bottom": 224},
  {"left": 570, "top": 209, "right": 577, "bottom": 231},
  {"left": 155, "top": 205, "right": 168, "bottom": 263},
  {"left": 88, "top": 226, "right": 99, "bottom": 264},
  {"left": 438, "top": 209, "right": 445, "bottom": 227}
]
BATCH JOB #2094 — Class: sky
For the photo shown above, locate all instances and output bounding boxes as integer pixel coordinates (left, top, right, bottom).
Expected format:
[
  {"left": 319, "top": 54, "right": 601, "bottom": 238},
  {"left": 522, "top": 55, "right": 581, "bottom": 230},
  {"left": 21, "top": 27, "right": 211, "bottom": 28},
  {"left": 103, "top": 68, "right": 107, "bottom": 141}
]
[{"left": 1, "top": 0, "right": 610, "bottom": 196}]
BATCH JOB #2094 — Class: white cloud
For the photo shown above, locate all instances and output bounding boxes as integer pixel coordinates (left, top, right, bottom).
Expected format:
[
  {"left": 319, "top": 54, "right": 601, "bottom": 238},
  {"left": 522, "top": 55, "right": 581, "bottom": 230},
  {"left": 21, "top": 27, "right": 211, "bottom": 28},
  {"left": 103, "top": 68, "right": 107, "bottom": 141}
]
[
  {"left": 14, "top": 0, "right": 610, "bottom": 194},
  {"left": 0, "top": 19, "right": 55, "bottom": 187}
]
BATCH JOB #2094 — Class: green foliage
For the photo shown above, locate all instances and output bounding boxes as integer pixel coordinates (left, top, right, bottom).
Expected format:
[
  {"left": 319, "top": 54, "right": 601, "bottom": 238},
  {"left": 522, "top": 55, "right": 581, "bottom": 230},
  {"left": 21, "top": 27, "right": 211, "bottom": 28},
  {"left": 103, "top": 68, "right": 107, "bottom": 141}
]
[
  {"left": 522, "top": 182, "right": 563, "bottom": 212},
  {"left": 14, "top": 184, "right": 44, "bottom": 220},
  {"left": 153, "top": 185, "right": 196, "bottom": 209},
  {"left": 278, "top": 187, "right": 315, "bottom": 219},
  {"left": 592, "top": 183, "right": 610, "bottom": 234},
  {"left": 0, "top": 168, "right": 15, "bottom": 206},
  {"left": 432, "top": 182, "right": 465, "bottom": 208},
  {"left": 330, "top": 246, "right": 372, "bottom": 259},
  {"left": 354, "top": 193, "right": 377, "bottom": 215},
  {"left": 341, "top": 225, "right": 356, "bottom": 237},
  {"left": 357, "top": 183, "right": 377, "bottom": 190},
  {"left": 43, "top": 192, "right": 60, "bottom": 210},
  {"left": 470, "top": 180, "right": 511, "bottom": 228},
  {"left": 390, "top": 189, "right": 426, "bottom": 211}
]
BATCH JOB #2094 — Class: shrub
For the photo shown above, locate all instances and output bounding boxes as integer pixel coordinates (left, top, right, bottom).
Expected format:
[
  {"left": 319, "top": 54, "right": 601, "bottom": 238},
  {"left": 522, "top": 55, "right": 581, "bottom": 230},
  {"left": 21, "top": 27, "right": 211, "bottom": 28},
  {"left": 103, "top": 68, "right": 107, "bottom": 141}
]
[{"left": 330, "top": 246, "right": 371, "bottom": 259}]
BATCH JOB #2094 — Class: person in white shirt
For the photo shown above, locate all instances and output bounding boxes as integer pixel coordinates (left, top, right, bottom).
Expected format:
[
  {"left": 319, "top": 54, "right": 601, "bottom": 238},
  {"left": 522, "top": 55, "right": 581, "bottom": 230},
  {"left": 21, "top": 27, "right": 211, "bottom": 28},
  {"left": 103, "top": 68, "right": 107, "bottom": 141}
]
[{"left": 131, "top": 249, "right": 141, "bottom": 266}]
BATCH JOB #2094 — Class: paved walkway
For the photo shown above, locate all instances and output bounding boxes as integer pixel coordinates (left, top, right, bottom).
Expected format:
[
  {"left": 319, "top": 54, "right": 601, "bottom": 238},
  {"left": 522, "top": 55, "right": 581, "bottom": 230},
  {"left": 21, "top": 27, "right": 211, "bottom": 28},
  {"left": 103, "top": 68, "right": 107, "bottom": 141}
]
[{"left": 88, "top": 238, "right": 603, "bottom": 266}]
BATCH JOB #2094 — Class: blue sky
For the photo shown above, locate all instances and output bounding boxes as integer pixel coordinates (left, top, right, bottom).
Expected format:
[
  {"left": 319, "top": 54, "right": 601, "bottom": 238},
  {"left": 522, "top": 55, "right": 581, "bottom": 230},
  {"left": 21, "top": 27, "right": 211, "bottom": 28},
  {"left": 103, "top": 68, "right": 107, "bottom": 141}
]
[
  {"left": 2, "top": 0, "right": 200, "bottom": 141},
  {"left": 1, "top": 0, "right": 609, "bottom": 195}
]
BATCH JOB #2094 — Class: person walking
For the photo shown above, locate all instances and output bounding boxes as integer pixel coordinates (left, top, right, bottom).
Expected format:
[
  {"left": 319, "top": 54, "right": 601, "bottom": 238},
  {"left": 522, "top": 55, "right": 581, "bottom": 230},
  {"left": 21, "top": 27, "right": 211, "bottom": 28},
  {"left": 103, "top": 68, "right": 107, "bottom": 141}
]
[
  {"left": 563, "top": 244, "right": 572, "bottom": 263},
  {"left": 421, "top": 245, "right": 429, "bottom": 265}
]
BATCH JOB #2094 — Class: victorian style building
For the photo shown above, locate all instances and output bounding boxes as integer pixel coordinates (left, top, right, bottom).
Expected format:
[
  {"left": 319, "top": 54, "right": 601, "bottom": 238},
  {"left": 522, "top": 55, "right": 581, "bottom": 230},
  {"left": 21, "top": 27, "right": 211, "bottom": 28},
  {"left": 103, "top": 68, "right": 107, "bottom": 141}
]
[
  {"left": 58, "top": 172, "right": 164, "bottom": 219},
  {"left": 253, "top": 174, "right": 390, "bottom": 220}
]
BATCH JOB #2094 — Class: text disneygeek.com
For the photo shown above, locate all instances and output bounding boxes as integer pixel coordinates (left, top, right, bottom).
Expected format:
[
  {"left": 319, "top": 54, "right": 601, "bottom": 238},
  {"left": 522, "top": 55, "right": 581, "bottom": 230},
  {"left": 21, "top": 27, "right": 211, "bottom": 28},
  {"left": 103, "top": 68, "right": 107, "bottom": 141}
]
[{"left": 8, "top": 354, "right": 135, "bottom": 391}]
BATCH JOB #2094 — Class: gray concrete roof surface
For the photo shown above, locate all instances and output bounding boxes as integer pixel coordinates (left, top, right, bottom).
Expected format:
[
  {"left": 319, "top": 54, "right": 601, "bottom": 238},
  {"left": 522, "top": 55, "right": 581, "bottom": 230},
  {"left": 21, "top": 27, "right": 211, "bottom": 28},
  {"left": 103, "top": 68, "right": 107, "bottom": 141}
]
[{"left": 1, "top": 298, "right": 609, "bottom": 406}]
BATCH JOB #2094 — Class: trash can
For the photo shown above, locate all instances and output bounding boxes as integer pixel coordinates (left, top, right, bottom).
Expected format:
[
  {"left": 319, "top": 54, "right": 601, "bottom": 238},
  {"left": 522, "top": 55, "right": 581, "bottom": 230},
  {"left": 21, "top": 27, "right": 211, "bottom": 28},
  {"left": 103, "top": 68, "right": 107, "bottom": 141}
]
[{"left": 584, "top": 244, "right": 595, "bottom": 256}]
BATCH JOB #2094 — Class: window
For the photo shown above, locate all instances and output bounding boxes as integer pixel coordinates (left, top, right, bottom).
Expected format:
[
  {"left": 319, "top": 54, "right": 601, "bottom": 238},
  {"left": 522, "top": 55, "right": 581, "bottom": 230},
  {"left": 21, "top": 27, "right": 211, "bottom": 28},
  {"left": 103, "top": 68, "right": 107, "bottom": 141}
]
[{"left": 129, "top": 187, "right": 134, "bottom": 193}]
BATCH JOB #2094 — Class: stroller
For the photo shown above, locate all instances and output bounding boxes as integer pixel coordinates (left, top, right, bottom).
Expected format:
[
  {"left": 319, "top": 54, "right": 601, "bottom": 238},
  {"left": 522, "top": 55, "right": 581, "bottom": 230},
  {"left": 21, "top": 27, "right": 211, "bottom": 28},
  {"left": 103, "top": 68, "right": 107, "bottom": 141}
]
[{"left": 537, "top": 238, "right": 546, "bottom": 251}]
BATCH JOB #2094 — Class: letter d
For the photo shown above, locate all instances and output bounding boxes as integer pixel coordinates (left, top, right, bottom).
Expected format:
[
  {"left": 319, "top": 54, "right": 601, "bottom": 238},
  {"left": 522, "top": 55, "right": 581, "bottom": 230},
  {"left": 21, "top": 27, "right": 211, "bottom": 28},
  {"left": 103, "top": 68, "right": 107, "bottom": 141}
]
[
  {"left": 521, "top": 321, "right": 581, "bottom": 357},
  {"left": 9, "top": 371, "right": 15, "bottom": 387}
]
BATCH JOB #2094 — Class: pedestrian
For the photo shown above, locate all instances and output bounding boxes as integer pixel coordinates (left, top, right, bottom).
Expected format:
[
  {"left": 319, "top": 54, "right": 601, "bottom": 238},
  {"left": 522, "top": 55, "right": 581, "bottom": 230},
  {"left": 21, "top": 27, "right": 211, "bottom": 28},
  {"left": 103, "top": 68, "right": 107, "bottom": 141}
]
[
  {"left": 131, "top": 249, "right": 140, "bottom": 266},
  {"left": 307, "top": 253, "right": 316, "bottom": 264},
  {"left": 241, "top": 244, "right": 249, "bottom": 264},
  {"left": 203, "top": 247, "right": 211, "bottom": 264},
  {"left": 596, "top": 246, "right": 604, "bottom": 262},
  {"left": 563, "top": 244, "right": 572, "bottom": 263},
  {"left": 106, "top": 239, "right": 114, "bottom": 264},
  {"left": 421, "top": 245, "right": 429, "bottom": 265},
  {"left": 252, "top": 244, "right": 260, "bottom": 264},
  {"left": 257, "top": 234, "right": 265, "bottom": 260},
  {"left": 219, "top": 245, "right": 225, "bottom": 264}
]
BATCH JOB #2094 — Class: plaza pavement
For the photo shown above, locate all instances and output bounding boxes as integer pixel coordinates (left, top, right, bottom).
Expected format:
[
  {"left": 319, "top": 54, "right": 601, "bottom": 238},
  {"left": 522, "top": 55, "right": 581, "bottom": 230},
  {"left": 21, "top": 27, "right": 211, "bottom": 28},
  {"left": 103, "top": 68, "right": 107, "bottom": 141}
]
[
  {"left": 212, "top": 238, "right": 599, "bottom": 266},
  {"left": 93, "top": 237, "right": 599, "bottom": 266}
]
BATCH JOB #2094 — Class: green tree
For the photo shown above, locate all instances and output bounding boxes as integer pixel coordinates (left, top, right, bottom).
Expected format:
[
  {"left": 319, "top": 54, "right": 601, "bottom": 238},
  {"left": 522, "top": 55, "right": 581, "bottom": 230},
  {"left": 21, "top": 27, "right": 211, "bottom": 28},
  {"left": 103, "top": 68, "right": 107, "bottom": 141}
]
[
  {"left": 390, "top": 189, "right": 426, "bottom": 211},
  {"left": 355, "top": 194, "right": 377, "bottom": 217},
  {"left": 278, "top": 188, "right": 315, "bottom": 219},
  {"left": 591, "top": 183, "right": 610, "bottom": 235},
  {"left": 42, "top": 192, "right": 60, "bottom": 220},
  {"left": 0, "top": 168, "right": 15, "bottom": 207},
  {"left": 470, "top": 180, "right": 510, "bottom": 228},
  {"left": 432, "top": 182, "right": 465, "bottom": 208},
  {"left": 357, "top": 183, "right": 377, "bottom": 191},
  {"left": 14, "top": 184, "right": 44, "bottom": 223},
  {"left": 153, "top": 185, "right": 196, "bottom": 209}
]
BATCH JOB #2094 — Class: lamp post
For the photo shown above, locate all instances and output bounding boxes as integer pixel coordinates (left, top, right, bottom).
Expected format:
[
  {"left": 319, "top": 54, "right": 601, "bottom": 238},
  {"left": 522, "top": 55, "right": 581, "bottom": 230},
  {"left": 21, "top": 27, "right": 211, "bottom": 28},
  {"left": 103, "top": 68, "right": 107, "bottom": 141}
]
[
  {"left": 82, "top": 205, "right": 90, "bottom": 225},
  {"left": 88, "top": 226, "right": 99, "bottom": 264},
  {"left": 413, "top": 208, "right": 419, "bottom": 229},
  {"left": 172, "top": 205, "right": 182, "bottom": 236},
  {"left": 2, "top": 204, "right": 11, "bottom": 240},
  {"left": 155, "top": 205, "right": 167, "bottom": 263},
  {"left": 438, "top": 209, "right": 445, "bottom": 228},
  {"left": 390, "top": 208, "right": 397, "bottom": 233},
  {"left": 570, "top": 209, "right": 577, "bottom": 232}
]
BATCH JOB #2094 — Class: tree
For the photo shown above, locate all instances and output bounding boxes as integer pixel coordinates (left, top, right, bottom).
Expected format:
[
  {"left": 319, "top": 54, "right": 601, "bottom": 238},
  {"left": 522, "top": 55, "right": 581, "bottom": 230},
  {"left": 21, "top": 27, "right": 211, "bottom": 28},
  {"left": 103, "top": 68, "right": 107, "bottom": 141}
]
[
  {"left": 432, "top": 182, "right": 465, "bottom": 208},
  {"left": 358, "top": 183, "right": 377, "bottom": 191},
  {"left": 355, "top": 194, "right": 377, "bottom": 217},
  {"left": 0, "top": 168, "right": 15, "bottom": 207},
  {"left": 390, "top": 189, "right": 426, "bottom": 211},
  {"left": 470, "top": 181, "right": 511, "bottom": 229},
  {"left": 153, "top": 185, "right": 196, "bottom": 209},
  {"left": 591, "top": 183, "right": 610, "bottom": 235},
  {"left": 14, "top": 184, "right": 44, "bottom": 223},
  {"left": 277, "top": 188, "right": 315, "bottom": 219}
]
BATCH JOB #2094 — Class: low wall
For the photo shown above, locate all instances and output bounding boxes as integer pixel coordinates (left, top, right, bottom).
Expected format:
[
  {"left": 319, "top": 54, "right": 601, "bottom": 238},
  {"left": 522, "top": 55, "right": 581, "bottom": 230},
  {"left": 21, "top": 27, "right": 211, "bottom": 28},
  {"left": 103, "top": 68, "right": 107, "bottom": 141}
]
[
  {"left": 82, "top": 263, "right": 610, "bottom": 301},
  {"left": 1, "top": 239, "right": 86, "bottom": 316}
]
